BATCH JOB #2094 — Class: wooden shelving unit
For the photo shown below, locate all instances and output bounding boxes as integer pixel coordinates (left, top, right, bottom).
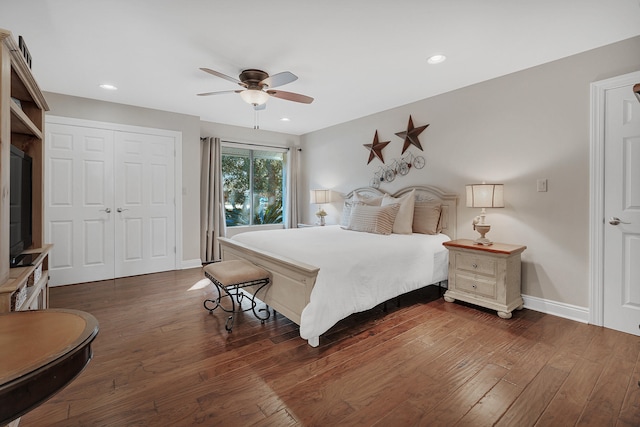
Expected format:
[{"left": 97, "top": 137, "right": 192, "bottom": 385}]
[
  {"left": 0, "top": 28, "right": 50, "bottom": 314},
  {"left": 0, "top": 245, "right": 52, "bottom": 313},
  {"left": 11, "top": 100, "right": 43, "bottom": 138}
]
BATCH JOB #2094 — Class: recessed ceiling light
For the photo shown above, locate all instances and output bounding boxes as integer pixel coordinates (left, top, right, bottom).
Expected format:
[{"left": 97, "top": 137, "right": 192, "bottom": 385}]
[
  {"left": 427, "top": 54, "right": 446, "bottom": 64},
  {"left": 280, "top": 117, "right": 291, "bottom": 122},
  {"left": 99, "top": 84, "right": 118, "bottom": 90}
]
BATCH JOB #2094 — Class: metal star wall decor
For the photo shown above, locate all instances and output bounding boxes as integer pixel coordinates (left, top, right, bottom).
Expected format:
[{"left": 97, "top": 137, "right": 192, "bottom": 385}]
[
  {"left": 363, "top": 130, "right": 391, "bottom": 164},
  {"left": 395, "top": 115, "right": 429, "bottom": 154}
]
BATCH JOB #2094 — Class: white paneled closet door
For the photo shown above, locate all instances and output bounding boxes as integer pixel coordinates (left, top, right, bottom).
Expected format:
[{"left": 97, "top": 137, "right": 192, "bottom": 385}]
[
  {"left": 46, "top": 124, "right": 115, "bottom": 285},
  {"left": 115, "top": 131, "right": 175, "bottom": 278},
  {"left": 46, "top": 119, "right": 178, "bottom": 286}
]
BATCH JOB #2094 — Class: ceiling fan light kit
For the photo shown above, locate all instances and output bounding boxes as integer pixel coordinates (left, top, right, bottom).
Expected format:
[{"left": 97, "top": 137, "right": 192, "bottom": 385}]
[{"left": 240, "top": 89, "right": 269, "bottom": 106}]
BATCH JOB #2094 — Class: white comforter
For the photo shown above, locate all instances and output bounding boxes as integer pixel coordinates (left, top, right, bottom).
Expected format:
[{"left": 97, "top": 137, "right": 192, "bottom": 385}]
[{"left": 232, "top": 225, "right": 450, "bottom": 340}]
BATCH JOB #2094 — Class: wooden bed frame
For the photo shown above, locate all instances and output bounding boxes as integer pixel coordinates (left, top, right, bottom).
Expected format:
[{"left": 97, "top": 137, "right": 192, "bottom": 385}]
[{"left": 218, "top": 185, "right": 458, "bottom": 347}]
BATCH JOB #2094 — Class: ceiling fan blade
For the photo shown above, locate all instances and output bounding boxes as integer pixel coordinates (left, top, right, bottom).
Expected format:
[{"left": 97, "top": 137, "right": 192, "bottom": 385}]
[
  {"left": 261, "top": 71, "right": 298, "bottom": 88},
  {"left": 197, "top": 89, "right": 242, "bottom": 96},
  {"left": 266, "top": 90, "right": 314, "bottom": 104},
  {"left": 200, "top": 68, "right": 245, "bottom": 87}
]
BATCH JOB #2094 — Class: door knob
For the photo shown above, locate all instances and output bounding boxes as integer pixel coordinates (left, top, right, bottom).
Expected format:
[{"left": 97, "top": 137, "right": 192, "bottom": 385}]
[
  {"left": 117, "top": 207, "right": 129, "bottom": 213},
  {"left": 100, "top": 208, "right": 111, "bottom": 213},
  {"left": 609, "top": 217, "right": 630, "bottom": 225}
]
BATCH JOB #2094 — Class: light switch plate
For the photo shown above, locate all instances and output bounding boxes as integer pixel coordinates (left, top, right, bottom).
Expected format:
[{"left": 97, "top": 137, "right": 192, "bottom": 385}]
[{"left": 537, "top": 179, "right": 547, "bottom": 192}]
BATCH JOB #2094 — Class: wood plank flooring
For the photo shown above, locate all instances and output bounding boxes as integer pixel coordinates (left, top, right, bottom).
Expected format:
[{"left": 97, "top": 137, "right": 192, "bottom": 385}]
[{"left": 19, "top": 268, "right": 640, "bottom": 426}]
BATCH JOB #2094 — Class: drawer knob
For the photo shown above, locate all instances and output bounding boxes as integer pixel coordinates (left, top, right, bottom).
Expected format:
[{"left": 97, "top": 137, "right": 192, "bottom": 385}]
[
  {"left": 472, "top": 284, "right": 477, "bottom": 289},
  {"left": 472, "top": 263, "right": 478, "bottom": 269}
]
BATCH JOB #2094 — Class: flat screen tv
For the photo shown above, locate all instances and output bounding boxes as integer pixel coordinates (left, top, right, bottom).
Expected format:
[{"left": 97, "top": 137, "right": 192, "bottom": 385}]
[{"left": 9, "top": 144, "right": 33, "bottom": 267}]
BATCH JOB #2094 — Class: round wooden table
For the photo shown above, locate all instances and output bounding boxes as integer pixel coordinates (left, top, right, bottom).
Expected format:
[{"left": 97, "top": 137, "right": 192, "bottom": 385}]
[{"left": 0, "top": 309, "right": 99, "bottom": 425}]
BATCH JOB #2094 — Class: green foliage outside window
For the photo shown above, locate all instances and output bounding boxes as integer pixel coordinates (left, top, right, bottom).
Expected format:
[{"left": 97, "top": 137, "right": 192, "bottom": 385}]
[{"left": 222, "top": 147, "right": 284, "bottom": 226}]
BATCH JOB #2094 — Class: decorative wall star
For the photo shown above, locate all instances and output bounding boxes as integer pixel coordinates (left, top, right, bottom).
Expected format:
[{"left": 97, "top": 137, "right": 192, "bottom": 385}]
[
  {"left": 395, "top": 115, "right": 429, "bottom": 154},
  {"left": 363, "top": 130, "right": 390, "bottom": 164}
]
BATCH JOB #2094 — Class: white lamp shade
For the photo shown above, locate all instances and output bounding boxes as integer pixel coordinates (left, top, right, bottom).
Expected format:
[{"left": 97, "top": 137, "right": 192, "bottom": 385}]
[
  {"left": 466, "top": 184, "right": 504, "bottom": 208},
  {"left": 240, "top": 89, "right": 269, "bottom": 105},
  {"left": 310, "top": 189, "right": 330, "bottom": 204}
]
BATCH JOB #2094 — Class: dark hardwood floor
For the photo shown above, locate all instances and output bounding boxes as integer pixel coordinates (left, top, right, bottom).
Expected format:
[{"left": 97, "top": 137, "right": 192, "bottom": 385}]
[{"left": 19, "top": 268, "right": 640, "bottom": 426}]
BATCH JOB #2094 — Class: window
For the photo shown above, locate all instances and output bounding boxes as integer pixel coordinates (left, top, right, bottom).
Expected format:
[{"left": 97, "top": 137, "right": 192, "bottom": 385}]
[{"left": 222, "top": 145, "right": 285, "bottom": 227}]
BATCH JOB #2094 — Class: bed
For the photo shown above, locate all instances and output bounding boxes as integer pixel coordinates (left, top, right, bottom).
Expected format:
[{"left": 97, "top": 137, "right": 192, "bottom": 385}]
[{"left": 218, "top": 185, "right": 458, "bottom": 347}]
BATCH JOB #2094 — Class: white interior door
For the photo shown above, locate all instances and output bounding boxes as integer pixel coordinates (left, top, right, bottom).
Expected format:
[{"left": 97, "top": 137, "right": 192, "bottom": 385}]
[
  {"left": 46, "top": 124, "right": 115, "bottom": 286},
  {"left": 46, "top": 119, "right": 179, "bottom": 286},
  {"left": 114, "top": 131, "right": 176, "bottom": 278},
  {"left": 603, "top": 83, "right": 640, "bottom": 336}
]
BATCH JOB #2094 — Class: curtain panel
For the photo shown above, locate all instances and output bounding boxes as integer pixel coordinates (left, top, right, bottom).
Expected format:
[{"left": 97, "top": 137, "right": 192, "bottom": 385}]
[
  {"left": 200, "top": 137, "right": 226, "bottom": 262},
  {"left": 285, "top": 147, "right": 301, "bottom": 228}
]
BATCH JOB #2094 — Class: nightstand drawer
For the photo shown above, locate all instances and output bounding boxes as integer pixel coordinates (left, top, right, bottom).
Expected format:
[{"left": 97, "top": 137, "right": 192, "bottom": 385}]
[
  {"left": 454, "top": 252, "right": 496, "bottom": 277},
  {"left": 455, "top": 273, "right": 497, "bottom": 299}
]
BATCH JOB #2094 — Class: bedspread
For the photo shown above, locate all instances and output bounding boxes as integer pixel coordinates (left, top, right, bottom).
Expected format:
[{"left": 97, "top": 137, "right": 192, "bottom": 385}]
[{"left": 232, "top": 225, "right": 450, "bottom": 340}]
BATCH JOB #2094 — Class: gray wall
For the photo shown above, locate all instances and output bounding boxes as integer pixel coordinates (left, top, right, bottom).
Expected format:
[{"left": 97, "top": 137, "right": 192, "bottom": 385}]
[{"left": 299, "top": 36, "right": 640, "bottom": 309}]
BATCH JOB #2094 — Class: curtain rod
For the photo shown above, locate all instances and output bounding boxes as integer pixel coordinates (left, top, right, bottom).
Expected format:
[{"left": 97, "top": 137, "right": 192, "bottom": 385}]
[
  {"left": 222, "top": 140, "right": 290, "bottom": 151},
  {"left": 201, "top": 137, "right": 302, "bottom": 151},
  {"left": 221, "top": 139, "right": 290, "bottom": 151}
]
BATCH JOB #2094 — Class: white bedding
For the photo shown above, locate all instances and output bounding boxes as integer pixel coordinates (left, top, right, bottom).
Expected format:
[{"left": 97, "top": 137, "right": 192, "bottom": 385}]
[{"left": 231, "top": 225, "right": 450, "bottom": 340}]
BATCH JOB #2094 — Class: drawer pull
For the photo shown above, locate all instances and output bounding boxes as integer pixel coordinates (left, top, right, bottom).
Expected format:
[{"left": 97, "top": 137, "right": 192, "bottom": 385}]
[
  {"left": 472, "top": 263, "right": 478, "bottom": 269},
  {"left": 472, "top": 284, "right": 477, "bottom": 289}
]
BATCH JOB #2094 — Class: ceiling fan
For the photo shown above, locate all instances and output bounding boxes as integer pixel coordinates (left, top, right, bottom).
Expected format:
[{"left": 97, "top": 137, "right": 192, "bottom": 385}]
[{"left": 198, "top": 68, "right": 314, "bottom": 110}]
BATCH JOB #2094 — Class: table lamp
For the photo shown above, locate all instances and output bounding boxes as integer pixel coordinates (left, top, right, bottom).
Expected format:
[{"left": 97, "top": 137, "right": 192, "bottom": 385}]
[
  {"left": 466, "top": 183, "right": 504, "bottom": 245},
  {"left": 310, "top": 189, "right": 330, "bottom": 225}
]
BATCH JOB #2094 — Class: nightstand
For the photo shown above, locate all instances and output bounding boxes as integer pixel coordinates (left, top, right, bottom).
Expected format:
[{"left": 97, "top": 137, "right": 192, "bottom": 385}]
[
  {"left": 297, "top": 223, "right": 319, "bottom": 228},
  {"left": 443, "top": 239, "right": 526, "bottom": 319}
]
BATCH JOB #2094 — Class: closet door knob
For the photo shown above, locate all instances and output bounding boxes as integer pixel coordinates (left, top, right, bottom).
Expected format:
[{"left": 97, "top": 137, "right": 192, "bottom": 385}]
[
  {"left": 609, "top": 217, "right": 630, "bottom": 225},
  {"left": 100, "top": 208, "right": 111, "bottom": 213},
  {"left": 117, "top": 207, "right": 129, "bottom": 213}
]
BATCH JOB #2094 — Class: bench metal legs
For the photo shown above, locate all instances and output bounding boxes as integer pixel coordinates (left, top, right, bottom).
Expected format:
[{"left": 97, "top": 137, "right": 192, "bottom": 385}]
[{"left": 203, "top": 277, "right": 270, "bottom": 332}]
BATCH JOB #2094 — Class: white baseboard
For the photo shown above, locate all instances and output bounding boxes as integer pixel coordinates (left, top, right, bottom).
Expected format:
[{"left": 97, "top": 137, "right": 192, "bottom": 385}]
[
  {"left": 181, "top": 259, "right": 203, "bottom": 270},
  {"left": 522, "top": 294, "right": 589, "bottom": 324}
]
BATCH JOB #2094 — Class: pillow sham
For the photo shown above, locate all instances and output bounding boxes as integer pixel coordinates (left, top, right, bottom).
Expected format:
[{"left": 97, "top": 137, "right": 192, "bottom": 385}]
[
  {"left": 340, "top": 193, "right": 384, "bottom": 227},
  {"left": 381, "top": 189, "right": 415, "bottom": 234},
  {"left": 353, "top": 193, "right": 383, "bottom": 206},
  {"left": 412, "top": 200, "right": 442, "bottom": 235},
  {"left": 347, "top": 203, "right": 400, "bottom": 235}
]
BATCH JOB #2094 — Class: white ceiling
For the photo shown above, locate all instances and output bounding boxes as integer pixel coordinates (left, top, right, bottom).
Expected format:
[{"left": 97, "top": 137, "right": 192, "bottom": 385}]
[{"left": 1, "top": 1, "right": 639, "bottom": 135}]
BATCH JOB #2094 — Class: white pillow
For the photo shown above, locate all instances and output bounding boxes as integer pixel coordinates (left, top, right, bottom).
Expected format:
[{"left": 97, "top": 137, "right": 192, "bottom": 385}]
[
  {"left": 381, "top": 189, "right": 415, "bottom": 234},
  {"left": 340, "top": 199, "right": 356, "bottom": 227}
]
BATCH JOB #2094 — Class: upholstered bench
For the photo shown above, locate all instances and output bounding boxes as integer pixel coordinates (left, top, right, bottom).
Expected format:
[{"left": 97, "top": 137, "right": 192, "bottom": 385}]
[{"left": 203, "top": 260, "right": 271, "bottom": 332}]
